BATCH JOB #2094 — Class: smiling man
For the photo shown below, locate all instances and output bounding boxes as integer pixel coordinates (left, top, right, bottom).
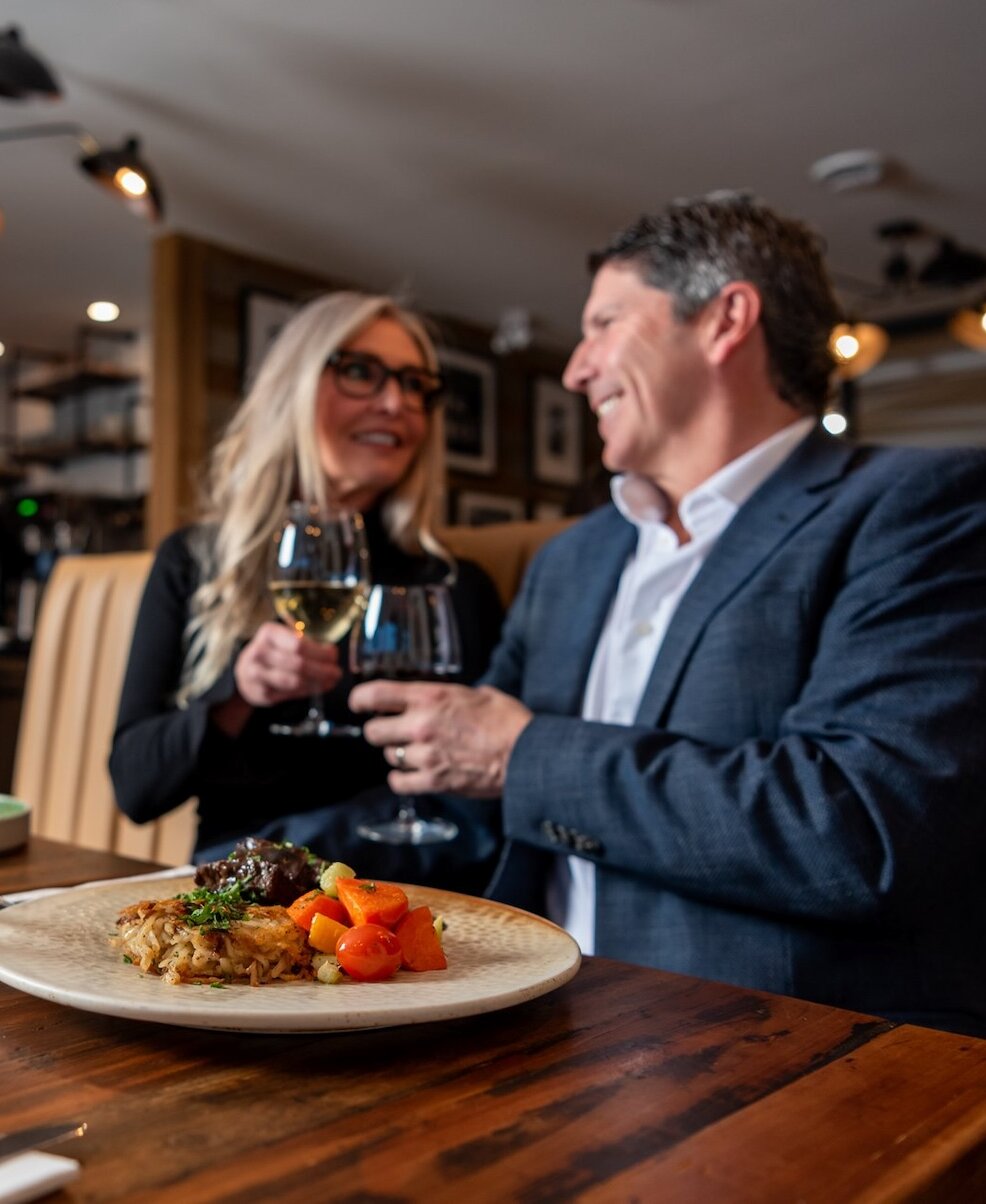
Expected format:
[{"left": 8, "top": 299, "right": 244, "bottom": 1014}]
[{"left": 351, "top": 193, "right": 986, "bottom": 1036}]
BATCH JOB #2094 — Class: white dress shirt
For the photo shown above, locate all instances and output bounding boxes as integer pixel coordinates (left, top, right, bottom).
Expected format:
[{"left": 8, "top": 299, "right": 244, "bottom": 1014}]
[{"left": 548, "top": 417, "right": 815, "bottom": 952}]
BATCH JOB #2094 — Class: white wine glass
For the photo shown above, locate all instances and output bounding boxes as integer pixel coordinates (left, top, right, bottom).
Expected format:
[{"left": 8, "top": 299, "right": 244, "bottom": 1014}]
[
  {"left": 267, "top": 501, "right": 370, "bottom": 738},
  {"left": 351, "top": 583, "right": 462, "bottom": 845}
]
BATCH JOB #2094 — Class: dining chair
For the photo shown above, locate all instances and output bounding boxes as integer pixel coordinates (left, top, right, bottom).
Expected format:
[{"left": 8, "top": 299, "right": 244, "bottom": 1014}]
[{"left": 12, "top": 549, "right": 198, "bottom": 865}]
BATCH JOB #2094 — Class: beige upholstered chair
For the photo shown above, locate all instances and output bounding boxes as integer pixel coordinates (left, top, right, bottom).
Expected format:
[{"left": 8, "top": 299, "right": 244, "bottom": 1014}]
[
  {"left": 12, "top": 517, "right": 570, "bottom": 866},
  {"left": 13, "top": 550, "right": 198, "bottom": 865}
]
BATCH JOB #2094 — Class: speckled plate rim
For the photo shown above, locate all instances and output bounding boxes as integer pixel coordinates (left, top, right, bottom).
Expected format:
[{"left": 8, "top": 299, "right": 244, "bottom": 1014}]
[{"left": 0, "top": 876, "right": 581, "bottom": 1032}]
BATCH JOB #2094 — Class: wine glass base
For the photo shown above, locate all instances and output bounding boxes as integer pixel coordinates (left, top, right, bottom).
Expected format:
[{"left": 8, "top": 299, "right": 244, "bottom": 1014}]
[
  {"left": 357, "top": 815, "right": 459, "bottom": 846},
  {"left": 269, "top": 718, "right": 363, "bottom": 738}
]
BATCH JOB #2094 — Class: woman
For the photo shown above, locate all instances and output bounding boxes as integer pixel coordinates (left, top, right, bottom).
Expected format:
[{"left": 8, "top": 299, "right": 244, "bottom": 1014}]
[{"left": 110, "top": 293, "right": 504, "bottom": 889}]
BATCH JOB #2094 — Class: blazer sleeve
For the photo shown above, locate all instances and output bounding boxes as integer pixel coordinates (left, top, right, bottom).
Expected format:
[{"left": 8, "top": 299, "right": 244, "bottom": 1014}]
[
  {"left": 109, "top": 530, "right": 239, "bottom": 823},
  {"left": 500, "top": 453, "right": 986, "bottom": 923}
]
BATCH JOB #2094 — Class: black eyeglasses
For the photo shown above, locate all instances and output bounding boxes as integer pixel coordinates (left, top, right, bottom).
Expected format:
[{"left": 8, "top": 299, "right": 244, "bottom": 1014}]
[{"left": 325, "top": 351, "right": 446, "bottom": 413}]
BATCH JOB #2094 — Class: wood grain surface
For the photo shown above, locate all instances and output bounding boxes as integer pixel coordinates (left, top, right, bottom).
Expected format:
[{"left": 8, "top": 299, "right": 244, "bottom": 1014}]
[
  {"left": 3, "top": 840, "right": 986, "bottom": 1203},
  {"left": 0, "top": 835, "right": 160, "bottom": 893}
]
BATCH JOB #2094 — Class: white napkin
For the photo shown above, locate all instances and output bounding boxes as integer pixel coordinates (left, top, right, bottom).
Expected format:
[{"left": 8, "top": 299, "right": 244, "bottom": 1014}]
[
  {"left": 3, "top": 864, "right": 195, "bottom": 906},
  {"left": 0, "top": 1152, "right": 80, "bottom": 1204}
]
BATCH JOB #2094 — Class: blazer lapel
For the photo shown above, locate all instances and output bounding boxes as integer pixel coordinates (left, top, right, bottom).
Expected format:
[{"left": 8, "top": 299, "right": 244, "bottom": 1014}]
[
  {"left": 553, "top": 509, "right": 637, "bottom": 715},
  {"left": 636, "top": 428, "right": 856, "bottom": 725}
]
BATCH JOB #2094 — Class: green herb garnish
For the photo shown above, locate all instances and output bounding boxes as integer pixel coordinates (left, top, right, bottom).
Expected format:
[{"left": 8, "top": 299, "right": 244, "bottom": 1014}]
[
  {"left": 122, "top": 954, "right": 133, "bottom": 964},
  {"left": 177, "top": 881, "right": 247, "bottom": 930}
]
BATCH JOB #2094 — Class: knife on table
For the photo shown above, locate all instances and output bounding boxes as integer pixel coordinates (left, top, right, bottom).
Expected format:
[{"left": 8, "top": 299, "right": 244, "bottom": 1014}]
[{"left": 0, "top": 1121, "right": 87, "bottom": 1161}]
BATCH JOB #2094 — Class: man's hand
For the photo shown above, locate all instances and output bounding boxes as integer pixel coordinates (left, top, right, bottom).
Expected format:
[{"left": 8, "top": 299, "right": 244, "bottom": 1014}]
[
  {"left": 234, "top": 621, "right": 342, "bottom": 708},
  {"left": 349, "top": 680, "right": 533, "bottom": 798}
]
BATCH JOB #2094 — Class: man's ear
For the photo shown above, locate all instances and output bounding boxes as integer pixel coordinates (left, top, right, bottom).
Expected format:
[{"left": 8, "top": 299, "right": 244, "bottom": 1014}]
[{"left": 703, "top": 281, "right": 762, "bottom": 365}]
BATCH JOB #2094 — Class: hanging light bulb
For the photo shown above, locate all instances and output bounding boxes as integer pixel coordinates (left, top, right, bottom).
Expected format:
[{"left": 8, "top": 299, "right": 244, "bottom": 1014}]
[
  {"left": 948, "top": 301, "right": 986, "bottom": 351},
  {"left": 829, "top": 322, "right": 888, "bottom": 379}
]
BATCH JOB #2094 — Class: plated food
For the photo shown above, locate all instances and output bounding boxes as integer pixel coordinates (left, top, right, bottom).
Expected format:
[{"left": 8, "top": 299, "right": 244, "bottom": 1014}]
[
  {"left": 0, "top": 874, "right": 581, "bottom": 1032},
  {"left": 112, "top": 838, "right": 448, "bottom": 988}
]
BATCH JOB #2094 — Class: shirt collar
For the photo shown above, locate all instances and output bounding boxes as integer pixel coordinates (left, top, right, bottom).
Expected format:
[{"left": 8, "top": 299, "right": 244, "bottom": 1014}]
[{"left": 612, "top": 416, "right": 815, "bottom": 539}]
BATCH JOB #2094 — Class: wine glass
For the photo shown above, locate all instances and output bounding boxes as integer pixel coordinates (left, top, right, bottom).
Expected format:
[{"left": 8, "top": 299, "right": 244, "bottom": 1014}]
[
  {"left": 351, "top": 583, "right": 462, "bottom": 845},
  {"left": 267, "top": 501, "right": 370, "bottom": 737}
]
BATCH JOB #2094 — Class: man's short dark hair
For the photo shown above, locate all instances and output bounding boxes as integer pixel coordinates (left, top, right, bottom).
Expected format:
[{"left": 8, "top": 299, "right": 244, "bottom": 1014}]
[{"left": 589, "top": 192, "right": 840, "bottom": 413}]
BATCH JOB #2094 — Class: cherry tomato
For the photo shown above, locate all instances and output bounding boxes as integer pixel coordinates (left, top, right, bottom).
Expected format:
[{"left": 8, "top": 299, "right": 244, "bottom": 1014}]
[{"left": 335, "top": 923, "right": 403, "bottom": 982}]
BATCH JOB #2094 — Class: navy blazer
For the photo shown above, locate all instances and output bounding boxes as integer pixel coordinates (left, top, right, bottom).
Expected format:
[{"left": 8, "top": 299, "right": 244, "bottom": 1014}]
[{"left": 485, "top": 428, "right": 986, "bottom": 1035}]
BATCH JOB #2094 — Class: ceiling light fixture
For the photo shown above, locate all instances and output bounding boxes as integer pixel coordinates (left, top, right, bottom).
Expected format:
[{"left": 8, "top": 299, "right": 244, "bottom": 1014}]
[
  {"left": 0, "top": 25, "right": 60, "bottom": 100},
  {"left": 490, "top": 307, "right": 533, "bottom": 355},
  {"left": 87, "top": 300, "right": 120, "bottom": 323},
  {"left": 0, "top": 123, "right": 164, "bottom": 221}
]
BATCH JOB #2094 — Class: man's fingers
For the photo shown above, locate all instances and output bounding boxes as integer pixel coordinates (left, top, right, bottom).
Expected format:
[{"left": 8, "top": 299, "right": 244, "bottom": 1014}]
[
  {"left": 361, "top": 714, "right": 414, "bottom": 748},
  {"left": 350, "top": 679, "right": 425, "bottom": 715}
]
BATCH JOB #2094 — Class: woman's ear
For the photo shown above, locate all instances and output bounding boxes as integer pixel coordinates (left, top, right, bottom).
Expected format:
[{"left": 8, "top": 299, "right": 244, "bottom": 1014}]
[{"left": 704, "top": 281, "right": 762, "bottom": 365}]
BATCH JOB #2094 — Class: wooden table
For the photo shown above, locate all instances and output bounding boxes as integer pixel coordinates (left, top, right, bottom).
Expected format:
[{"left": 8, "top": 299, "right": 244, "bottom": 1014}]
[{"left": 3, "top": 838, "right": 986, "bottom": 1202}]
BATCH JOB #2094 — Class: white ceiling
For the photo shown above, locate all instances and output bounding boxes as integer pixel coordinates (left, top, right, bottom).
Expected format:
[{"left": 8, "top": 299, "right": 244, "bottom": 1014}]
[{"left": 1, "top": 0, "right": 984, "bottom": 357}]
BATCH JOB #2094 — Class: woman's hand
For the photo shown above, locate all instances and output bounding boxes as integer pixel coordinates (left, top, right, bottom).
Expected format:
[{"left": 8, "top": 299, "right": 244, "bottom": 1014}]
[{"left": 234, "top": 622, "right": 342, "bottom": 708}]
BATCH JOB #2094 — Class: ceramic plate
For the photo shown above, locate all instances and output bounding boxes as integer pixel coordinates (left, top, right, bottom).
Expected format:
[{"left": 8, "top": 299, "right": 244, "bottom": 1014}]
[{"left": 0, "top": 876, "right": 580, "bottom": 1032}]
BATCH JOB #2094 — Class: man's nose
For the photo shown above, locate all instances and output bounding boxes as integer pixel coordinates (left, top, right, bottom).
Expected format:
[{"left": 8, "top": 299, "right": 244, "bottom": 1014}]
[{"left": 562, "top": 339, "right": 590, "bottom": 392}]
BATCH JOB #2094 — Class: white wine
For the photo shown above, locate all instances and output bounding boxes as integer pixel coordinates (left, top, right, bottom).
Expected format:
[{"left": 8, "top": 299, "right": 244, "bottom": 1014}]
[{"left": 268, "top": 581, "right": 368, "bottom": 644}]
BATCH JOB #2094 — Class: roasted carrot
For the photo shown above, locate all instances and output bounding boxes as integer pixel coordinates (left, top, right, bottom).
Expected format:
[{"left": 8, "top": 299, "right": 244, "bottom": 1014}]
[
  {"left": 286, "top": 889, "right": 349, "bottom": 933},
  {"left": 335, "top": 878, "right": 409, "bottom": 928},
  {"left": 308, "top": 913, "right": 349, "bottom": 955},
  {"left": 395, "top": 906, "right": 447, "bottom": 972}
]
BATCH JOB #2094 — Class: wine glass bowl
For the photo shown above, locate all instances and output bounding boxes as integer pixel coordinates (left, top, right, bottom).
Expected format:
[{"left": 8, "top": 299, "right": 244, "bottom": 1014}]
[
  {"left": 267, "top": 501, "right": 370, "bottom": 737},
  {"left": 351, "top": 583, "right": 462, "bottom": 845}
]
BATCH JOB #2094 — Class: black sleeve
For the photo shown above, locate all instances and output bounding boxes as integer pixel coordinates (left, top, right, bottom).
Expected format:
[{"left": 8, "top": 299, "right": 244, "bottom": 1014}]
[{"left": 109, "top": 529, "right": 238, "bottom": 824}]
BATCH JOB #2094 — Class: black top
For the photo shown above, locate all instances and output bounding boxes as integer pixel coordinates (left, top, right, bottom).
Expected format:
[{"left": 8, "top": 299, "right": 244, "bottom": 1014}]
[{"left": 110, "top": 511, "right": 504, "bottom": 875}]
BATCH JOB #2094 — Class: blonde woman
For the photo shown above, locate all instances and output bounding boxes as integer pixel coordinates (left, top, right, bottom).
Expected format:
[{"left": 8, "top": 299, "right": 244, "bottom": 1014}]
[{"left": 110, "top": 293, "right": 503, "bottom": 887}]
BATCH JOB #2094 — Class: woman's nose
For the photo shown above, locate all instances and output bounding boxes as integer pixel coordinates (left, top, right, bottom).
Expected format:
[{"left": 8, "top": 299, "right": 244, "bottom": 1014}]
[{"left": 375, "top": 376, "right": 406, "bottom": 414}]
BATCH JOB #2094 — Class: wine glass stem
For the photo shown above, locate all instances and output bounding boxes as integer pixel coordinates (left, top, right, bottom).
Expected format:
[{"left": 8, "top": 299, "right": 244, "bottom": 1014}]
[{"left": 396, "top": 802, "right": 419, "bottom": 824}]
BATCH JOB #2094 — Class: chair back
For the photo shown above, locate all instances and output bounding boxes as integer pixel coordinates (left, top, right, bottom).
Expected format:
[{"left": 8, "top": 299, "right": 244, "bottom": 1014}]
[
  {"left": 13, "top": 550, "right": 197, "bottom": 865},
  {"left": 12, "top": 516, "right": 572, "bottom": 866}
]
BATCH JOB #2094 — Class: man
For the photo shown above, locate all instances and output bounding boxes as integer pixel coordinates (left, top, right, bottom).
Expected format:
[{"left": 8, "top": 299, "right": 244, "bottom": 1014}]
[{"left": 351, "top": 193, "right": 986, "bottom": 1036}]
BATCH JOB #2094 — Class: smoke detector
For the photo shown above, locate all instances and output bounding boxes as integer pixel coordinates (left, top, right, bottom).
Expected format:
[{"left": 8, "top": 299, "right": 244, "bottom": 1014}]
[{"left": 809, "top": 149, "right": 888, "bottom": 192}]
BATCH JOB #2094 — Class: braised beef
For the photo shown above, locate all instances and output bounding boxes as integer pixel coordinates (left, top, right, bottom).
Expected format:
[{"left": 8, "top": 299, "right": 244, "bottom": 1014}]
[{"left": 193, "top": 836, "right": 326, "bottom": 906}]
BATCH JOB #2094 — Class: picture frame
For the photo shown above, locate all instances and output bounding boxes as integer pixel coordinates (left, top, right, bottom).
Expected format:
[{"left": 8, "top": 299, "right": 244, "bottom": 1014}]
[
  {"left": 532, "top": 378, "right": 584, "bottom": 486},
  {"left": 455, "top": 490, "right": 526, "bottom": 526},
  {"left": 240, "top": 289, "right": 303, "bottom": 390},
  {"left": 532, "top": 499, "right": 566, "bottom": 522},
  {"left": 440, "top": 348, "right": 497, "bottom": 475}
]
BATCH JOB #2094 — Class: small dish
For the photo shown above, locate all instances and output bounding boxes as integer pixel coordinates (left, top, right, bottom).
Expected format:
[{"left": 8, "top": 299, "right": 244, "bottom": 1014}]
[{"left": 0, "top": 796, "right": 31, "bottom": 854}]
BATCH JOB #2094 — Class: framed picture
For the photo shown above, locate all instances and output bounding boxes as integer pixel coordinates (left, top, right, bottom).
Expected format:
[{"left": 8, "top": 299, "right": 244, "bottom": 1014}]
[
  {"left": 440, "top": 348, "right": 497, "bottom": 475},
  {"left": 240, "top": 290, "right": 303, "bottom": 390},
  {"left": 456, "top": 490, "right": 526, "bottom": 526},
  {"left": 533, "top": 378, "right": 584, "bottom": 486},
  {"left": 532, "top": 499, "right": 566, "bottom": 522}
]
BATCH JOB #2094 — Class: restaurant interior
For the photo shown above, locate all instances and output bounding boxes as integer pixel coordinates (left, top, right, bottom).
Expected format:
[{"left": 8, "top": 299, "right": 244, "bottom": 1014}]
[{"left": 1, "top": 3, "right": 986, "bottom": 1199}]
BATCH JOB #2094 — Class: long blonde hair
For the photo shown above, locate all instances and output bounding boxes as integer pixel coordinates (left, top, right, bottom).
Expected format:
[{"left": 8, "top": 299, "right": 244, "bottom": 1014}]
[{"left": 177, "top": 292, "right": 449, "bottom": 704}]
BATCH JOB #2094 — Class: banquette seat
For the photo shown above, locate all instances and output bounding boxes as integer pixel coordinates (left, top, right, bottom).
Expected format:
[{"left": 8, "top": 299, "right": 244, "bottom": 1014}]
[{"left": 13, "top": 518, "right": 570, "bottom": 865}]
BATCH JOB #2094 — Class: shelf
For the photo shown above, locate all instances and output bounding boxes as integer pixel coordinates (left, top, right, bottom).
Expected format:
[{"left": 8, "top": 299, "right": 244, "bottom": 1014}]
[
  {"left": 13, "top": 362, "right": 141, "bottom": 403},
  {"left": 0, "top": 464, "right": 25, "bottom": 485},
  {"left": 10, "top": 436, "right": 148, "bottom": 466}
]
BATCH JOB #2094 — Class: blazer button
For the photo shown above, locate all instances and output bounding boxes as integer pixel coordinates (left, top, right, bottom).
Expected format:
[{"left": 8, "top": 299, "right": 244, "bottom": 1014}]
[{"left": 540, "top": 820, "right": 561, "bottom": 844}]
